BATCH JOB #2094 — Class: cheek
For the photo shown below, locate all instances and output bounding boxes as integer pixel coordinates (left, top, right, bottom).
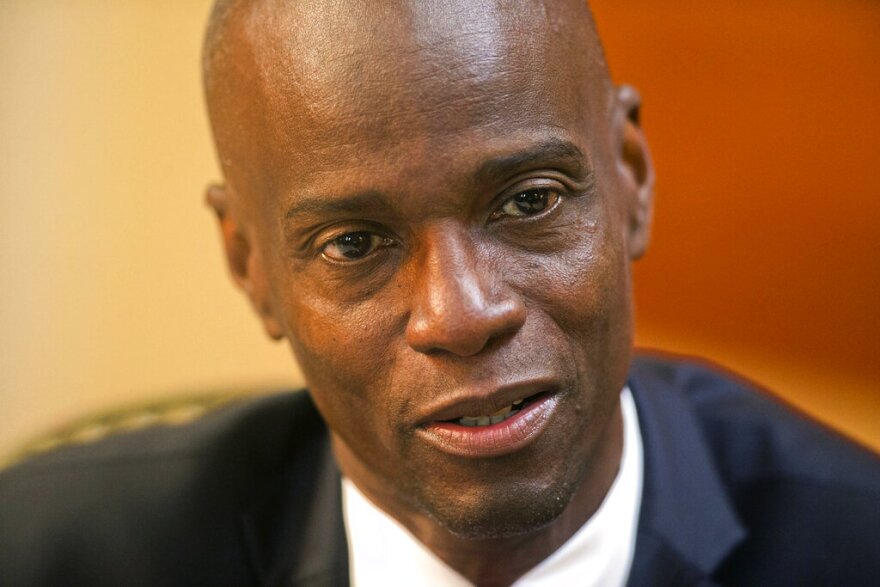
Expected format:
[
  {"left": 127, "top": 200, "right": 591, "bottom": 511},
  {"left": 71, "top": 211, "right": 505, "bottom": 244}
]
[
  {"left": 520, "top": 213, "right": 629, "bottom": 321},
  {"left": 273, "top": 275, "right": 407, "bottom": 435},
  {"left": 512, "top": 211, "right": 633, "bottom": 376}
]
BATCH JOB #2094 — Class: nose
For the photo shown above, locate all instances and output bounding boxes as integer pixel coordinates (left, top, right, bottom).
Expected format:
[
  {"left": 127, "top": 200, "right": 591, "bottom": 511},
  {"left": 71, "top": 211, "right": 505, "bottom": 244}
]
[{"left": 405, "top": 224, "right": 526, "bottom": 356}]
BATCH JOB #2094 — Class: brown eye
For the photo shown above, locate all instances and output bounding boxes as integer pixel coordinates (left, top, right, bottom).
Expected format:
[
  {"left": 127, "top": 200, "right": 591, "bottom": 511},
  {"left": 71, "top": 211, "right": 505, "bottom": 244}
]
[
  {"left": 493, "top": 189, "right": 560, "bottom": 219},
  {"left": 322, "top": 232, "right": 392, "bottom": 261}
]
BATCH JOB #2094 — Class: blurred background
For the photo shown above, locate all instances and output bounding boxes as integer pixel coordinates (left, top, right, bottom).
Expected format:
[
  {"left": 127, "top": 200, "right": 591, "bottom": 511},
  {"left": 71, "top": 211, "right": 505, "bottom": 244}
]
[{"left": 1, "top": 0, "right": 877, "bottom": 459}]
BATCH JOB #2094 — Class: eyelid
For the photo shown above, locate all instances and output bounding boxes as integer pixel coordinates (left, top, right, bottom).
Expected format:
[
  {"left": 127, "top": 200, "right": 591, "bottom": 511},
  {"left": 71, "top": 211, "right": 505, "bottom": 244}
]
[
  {"left": 318, "top": 227, "right": 398, "bottom": 264},
  {"left": 313, "top": 221, "right": 390, "bottom": 248},
  {"left": 497, "top": 170, "right": 576, "bottom": 202},
  {"left": 495, "top": 167, "right": 582, "bottom": 194},
  {"left": 489, "top": 177, "right": 567, "bottom": 220}
]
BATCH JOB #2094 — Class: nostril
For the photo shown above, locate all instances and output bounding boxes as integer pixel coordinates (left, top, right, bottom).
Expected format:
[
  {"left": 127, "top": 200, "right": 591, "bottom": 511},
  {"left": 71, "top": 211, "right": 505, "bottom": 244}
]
[
  {"left": 405, "top": 295, "right": 526, "bottom": 357},
  {"left": 404, "top": 224, "right": 526, "bottom": 356}
]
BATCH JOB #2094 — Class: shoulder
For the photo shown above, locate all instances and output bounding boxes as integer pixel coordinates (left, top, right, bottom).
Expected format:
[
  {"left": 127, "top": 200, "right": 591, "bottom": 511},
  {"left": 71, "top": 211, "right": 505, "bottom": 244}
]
[
  {"left": 0, "top": 390, "right": 326, "bottom": 490},
  {"left": 0, "top": 390, "right": 326, "bottom": 586},
  {"left": 629, "top": 354, "right": 880, "bottom": 486},
  {"left": 629, "top": 354, "right": 880, "bottom": 584}
]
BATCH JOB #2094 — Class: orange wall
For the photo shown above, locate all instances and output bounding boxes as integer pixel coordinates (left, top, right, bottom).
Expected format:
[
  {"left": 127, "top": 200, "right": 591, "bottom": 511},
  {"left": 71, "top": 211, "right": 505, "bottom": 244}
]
[{"left": 591, "top": 0, "right": 880, "bottom": 449}]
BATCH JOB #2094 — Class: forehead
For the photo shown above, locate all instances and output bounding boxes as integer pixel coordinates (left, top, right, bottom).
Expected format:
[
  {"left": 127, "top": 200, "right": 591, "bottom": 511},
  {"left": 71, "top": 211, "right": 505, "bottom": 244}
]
[{"left": 217, "top": 0, "right": 608, "bottom": 197}]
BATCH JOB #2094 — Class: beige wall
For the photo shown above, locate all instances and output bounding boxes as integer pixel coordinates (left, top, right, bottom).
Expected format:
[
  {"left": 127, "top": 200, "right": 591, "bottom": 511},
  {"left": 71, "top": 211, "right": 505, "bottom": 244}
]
[
  {"left": 0, "top": 1, "right": 302, "bottom": 458},
  {"left": 1, "top": 1, "right": 877, "bottom": 459}
]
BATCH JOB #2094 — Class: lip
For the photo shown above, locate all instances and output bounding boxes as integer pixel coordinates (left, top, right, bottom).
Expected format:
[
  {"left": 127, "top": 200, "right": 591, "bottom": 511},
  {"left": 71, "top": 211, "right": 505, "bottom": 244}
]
[{"left": 415, "top": 379, "right": 562, "bottom": 458}]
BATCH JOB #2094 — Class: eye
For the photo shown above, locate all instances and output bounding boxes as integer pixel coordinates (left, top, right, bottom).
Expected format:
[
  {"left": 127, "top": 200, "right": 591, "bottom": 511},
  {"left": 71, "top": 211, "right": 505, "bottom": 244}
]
[
  {"left": 491, "top": 188, "right": 560, "bottom": 220},
  {"left": 322, "top": 231, "right": 393, "bottom": 261}
]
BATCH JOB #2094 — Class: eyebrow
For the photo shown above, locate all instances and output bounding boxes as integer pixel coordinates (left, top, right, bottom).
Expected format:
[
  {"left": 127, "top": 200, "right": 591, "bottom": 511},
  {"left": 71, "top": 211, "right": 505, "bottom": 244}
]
[
  {"left": 285, "top": 190, "right": 389, "bottom": 220},
  {"left": 474, "top": 138, "right": 590, "bottom": 185}
]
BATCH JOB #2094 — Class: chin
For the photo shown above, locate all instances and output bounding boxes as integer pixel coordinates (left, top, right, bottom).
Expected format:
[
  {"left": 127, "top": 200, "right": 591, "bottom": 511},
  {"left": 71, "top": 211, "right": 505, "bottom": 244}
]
[
  {"left": 416, "top": 469, "right": 580, "bottom": 541},
  {"left": 401, "top": 405, "right": 604, "bottom": 542}
]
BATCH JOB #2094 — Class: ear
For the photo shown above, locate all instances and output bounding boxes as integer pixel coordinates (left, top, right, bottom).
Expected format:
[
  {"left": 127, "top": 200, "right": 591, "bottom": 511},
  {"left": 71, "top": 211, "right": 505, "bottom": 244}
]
[
  {"left": 205, "top": 184, "right": 285, "bottom": 340},
  {"left": 613, "top": 85, "right": 655, "bottom": 260}
]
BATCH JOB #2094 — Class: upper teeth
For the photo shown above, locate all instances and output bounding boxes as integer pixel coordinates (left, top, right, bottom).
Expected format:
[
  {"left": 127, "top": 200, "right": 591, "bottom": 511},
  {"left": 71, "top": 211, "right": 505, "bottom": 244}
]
[{"left": 457, "top": 399, "right": 524, "bottom": 427}]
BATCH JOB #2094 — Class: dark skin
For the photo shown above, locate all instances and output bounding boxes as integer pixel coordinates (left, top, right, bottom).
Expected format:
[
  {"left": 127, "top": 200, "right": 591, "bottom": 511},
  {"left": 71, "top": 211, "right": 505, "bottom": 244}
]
[{"left": 204, "top": 0, "right": 653, "bottom": 584}]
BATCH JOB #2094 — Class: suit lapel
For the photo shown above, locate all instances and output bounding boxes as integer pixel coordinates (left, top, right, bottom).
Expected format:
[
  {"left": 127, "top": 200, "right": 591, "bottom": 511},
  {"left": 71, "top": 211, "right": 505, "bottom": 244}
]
[{"left": 626, "top": 359, "right": 746, "bottom": 586}]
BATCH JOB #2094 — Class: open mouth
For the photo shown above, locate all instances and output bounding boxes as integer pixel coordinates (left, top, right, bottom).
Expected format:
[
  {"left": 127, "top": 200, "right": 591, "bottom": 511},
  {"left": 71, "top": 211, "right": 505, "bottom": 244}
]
[
  {"left": 443, "top": 393, "right": 545, "bottom": 428},
  {"left": 420, "top": 389, "right": 558, "bottom": 458}
]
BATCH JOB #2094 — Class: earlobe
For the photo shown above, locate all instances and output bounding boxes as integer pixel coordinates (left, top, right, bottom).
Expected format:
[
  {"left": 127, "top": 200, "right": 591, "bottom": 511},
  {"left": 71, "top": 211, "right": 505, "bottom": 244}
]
[
  {"left": 205, "top": 184, "right": 285, "bottom": 341},
  {"left": 614, "top": 85, "right": 655, "bottom": 260}
]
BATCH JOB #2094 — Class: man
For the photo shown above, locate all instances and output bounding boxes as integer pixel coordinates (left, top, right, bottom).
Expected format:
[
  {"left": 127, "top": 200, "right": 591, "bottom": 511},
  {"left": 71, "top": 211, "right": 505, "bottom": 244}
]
[{"left": 1, "top": 1, "right": 878, "bottom": 585}]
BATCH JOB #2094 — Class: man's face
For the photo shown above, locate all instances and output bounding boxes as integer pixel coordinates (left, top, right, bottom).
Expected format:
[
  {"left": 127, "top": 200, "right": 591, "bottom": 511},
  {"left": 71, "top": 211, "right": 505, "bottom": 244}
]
[{"left": 208, "top": 0, "right": 651, "bottom": 538}]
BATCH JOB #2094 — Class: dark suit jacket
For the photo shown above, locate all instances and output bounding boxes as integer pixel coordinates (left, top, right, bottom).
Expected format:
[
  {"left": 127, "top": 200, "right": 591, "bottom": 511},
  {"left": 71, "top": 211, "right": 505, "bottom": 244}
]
[{"left": 2, "top": 356, "right": 879, "bottom": 586}]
